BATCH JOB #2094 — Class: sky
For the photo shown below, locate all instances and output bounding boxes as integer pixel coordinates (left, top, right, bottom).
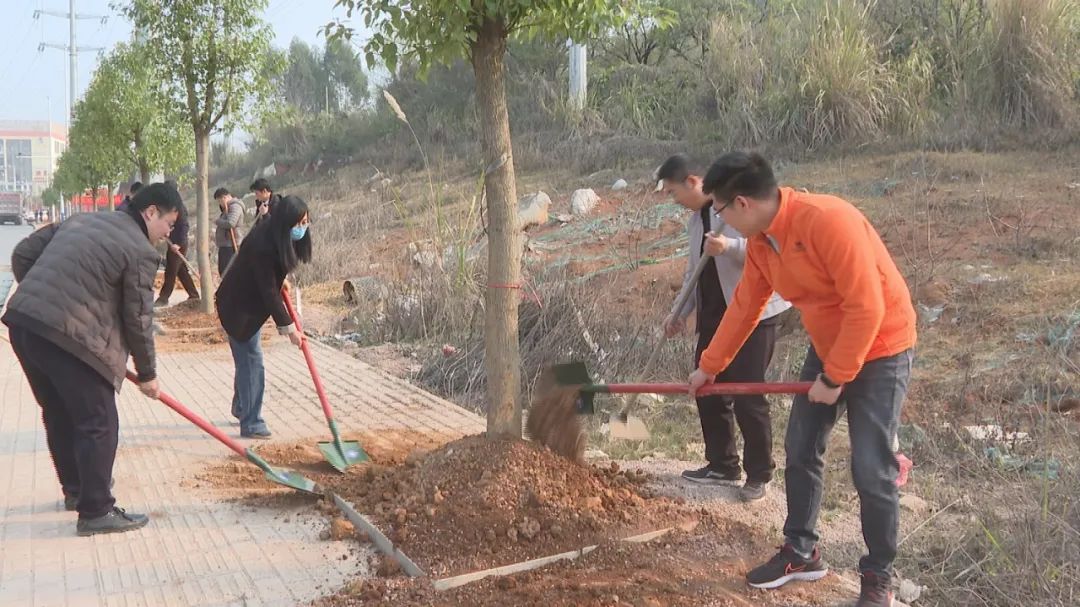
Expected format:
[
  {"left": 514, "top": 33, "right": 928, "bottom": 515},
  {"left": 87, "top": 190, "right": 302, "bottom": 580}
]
[{"left": 0, "top": 0, "right": 351, "bottom": 129}]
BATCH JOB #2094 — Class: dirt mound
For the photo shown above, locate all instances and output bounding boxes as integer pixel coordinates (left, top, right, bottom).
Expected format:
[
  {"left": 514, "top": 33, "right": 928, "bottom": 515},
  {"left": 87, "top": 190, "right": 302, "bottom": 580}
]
[
  {"left": 198, "top": 434, "right": 697, "bottom": 577},
  {"left": 314, "top": 521, "right": 846, "bottom": 607}
]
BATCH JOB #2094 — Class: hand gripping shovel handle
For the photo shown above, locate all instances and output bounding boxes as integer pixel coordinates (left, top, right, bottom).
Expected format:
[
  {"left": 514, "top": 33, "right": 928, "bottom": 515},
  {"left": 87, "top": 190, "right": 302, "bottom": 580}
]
[
  {"left": 124, "top": 370, "right": 246, "bottom": 458},
  {"left": 619, "top": 253, "right": 711, "bottom": 417},
  {"left": 282, "top": 289, "right": 336, "bottom": 424}
]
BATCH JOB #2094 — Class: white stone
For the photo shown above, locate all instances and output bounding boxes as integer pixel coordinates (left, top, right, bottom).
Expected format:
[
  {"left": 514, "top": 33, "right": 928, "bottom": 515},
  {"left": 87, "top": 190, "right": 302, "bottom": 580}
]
[
  {"left": 517, "top": 192, "right": 551, "bottom": 230},
  {"left": 570, "top": 188, "right": 600, "bottom": 215}
]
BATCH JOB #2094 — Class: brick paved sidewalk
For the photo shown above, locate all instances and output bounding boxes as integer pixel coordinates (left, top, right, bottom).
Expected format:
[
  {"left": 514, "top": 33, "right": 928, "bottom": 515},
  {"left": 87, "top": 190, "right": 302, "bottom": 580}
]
[{"left": 0, "top": 286, "right": 485, "bottom": 606}]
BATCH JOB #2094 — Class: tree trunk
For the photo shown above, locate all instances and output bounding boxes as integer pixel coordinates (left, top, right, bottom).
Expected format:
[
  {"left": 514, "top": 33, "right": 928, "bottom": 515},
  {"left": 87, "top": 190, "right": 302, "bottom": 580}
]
[
  {"left": 471, "top": 19, "right": 522, "bottom": 439},
  {"left": 194, "top": 130, "right": 214, "bottom": 314},
  {"left": 108, "top": 183, "right": 115, "bottom": 211},
  {"left": 139, "top": 160, "right": 150, "bottom": 185}
]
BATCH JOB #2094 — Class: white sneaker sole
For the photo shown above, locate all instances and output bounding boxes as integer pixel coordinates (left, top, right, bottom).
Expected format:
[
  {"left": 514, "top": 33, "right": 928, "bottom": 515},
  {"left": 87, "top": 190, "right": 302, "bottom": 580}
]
[
  {"left": 681, "top": 475, "right": 742, "bottom": 487},
  {"left": 748, "top": 568, "right": 829, "bottom": 590}
]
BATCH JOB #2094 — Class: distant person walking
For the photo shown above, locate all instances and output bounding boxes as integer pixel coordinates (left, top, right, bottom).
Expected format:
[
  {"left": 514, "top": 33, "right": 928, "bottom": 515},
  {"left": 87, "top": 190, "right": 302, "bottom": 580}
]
[
  {"left": 215, "top": 195, "right": 312, "bottom": 439},
  {"left": 213, "top": 187, "right": 245, "bottom": 275},
  {"left": 3, "top": 183, "right": 184, "bottom": 536},
  {"left": 155, "top": 182, "right": 199, "bottom": 306}
]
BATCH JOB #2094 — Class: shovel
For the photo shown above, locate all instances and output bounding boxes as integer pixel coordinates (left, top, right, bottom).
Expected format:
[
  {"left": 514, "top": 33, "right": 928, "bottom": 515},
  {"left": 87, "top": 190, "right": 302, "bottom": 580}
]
[
  {"left": 282, "top": 289, "right": 369, "bottom": 472},
  {"left": 123, "top": 370, "right": 320, "bottom": 494},
  {"left": 552, "top": 361, "right": 813, "bottom": 415},
  {"left": 608, "top": 254, "right": 711, "bottom": 440}
]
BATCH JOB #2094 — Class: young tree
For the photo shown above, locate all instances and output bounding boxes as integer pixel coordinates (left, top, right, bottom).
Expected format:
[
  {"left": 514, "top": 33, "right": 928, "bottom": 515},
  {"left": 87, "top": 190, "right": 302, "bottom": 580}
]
[
  {"left": 55, "top": 98, "right": 128, "bottom": 212},
  {"left": 123, "top": 0, "right": 278, "bottom": 313},
  {"left": 89, "top": 42, "right": 194, "bottom": 183},
  {"left": 327, "top": 1, "right": 663, "bottom": 438}
]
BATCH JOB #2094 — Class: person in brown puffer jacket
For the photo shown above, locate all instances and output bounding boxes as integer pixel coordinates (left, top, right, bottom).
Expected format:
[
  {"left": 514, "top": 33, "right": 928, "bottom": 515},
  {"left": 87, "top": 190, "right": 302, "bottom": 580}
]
[{"left": 2, "top": 182, "right": 184, "bottom": 537}]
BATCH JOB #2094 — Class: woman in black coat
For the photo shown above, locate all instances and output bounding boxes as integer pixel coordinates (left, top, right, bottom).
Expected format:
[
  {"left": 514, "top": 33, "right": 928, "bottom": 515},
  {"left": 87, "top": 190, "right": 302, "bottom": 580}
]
[{"left": 215, "top": 195, "right": 312, "bottom": 438}]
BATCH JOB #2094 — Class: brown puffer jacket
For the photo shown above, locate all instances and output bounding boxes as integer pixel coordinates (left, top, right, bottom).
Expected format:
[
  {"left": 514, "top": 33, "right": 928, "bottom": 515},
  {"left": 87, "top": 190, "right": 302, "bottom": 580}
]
[{"left": 2, "top": 211, "right": 161, "bottom": 390}]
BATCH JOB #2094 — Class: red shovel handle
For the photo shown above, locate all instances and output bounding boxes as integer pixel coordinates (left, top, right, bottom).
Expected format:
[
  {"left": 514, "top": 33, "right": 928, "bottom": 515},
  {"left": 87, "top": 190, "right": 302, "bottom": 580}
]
[
  {"left": 124, "top": 371, "right": 247, "bottom": 458},
  {"left": 600, "top": 382, "right": 813, "bottom": 396},
  {"left": 282, "top": 289, "right": 336, "bottom": 422}
]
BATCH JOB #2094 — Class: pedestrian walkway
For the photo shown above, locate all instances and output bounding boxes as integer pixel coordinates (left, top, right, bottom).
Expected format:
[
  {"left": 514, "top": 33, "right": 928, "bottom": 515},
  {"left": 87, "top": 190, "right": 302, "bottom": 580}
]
[{"left": 0, "top": 276, "right": 485, "bottom": 606}]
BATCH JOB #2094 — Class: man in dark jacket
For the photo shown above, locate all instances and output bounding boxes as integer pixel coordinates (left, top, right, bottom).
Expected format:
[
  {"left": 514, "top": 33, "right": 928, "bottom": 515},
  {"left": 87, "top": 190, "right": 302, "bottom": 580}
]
[
  {"left": 3, "top": 182, "right": 184, "bottom": 536},
  {"left": 116, "top": 181, "right": 142, "bottom": 213},
  {"left": 155, "top": 193, "right": 199, "bottom": 306},
  {"left": 249, "top": 178, "right": 281, "bottom": 226}
]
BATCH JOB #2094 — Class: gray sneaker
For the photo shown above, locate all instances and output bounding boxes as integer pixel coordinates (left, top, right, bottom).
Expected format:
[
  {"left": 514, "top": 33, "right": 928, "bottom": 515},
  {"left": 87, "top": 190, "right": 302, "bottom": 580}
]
[
  {"left": 739, "top": 480, "right": 768, "bottom": 502},
  {"left": 681, "top": 466, "right": 743, "bottom": 486},
  {"left": 77, "top": 507, "right": 149, "bottom": 536}
]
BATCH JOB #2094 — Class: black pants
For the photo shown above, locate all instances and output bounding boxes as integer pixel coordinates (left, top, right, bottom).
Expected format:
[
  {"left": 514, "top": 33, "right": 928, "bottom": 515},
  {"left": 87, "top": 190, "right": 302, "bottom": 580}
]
[
  {"left": 159, "top": 244, "right": 199, "bottom": 301},
  {"left": 8, "top": 325, "right": 118, "bottom": 519},
  {"left": 694, "top": 321, "right": 777, "bottom": 483},
  {"left": 218, "top": 246, "right": 235, "bottom": 277},
  {"left": 784, "top": 347, "right": 913, "bottom": 576}
]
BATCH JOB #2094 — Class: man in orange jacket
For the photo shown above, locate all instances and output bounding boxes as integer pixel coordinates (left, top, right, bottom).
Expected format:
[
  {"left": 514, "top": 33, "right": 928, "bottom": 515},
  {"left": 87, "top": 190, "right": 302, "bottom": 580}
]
[{"left": 688, "top": 152, "right": 916, "bottom": 607}]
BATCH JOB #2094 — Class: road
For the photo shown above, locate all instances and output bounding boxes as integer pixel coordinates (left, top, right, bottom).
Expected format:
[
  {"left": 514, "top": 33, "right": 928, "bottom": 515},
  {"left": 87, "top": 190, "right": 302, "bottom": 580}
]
[{"left": 0, "top": 223, "right": 32, "bottom": 269}]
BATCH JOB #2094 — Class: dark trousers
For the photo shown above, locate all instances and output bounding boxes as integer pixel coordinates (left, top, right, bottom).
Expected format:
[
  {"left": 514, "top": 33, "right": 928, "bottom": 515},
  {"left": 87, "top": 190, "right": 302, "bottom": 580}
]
[
  {"left": 218, "top": 246, "right": 235, "bottom": 277},
  {"left": 159, "top": 244, "right": 199, "bottom": 301},
  {"left": 694, "top": 321, "right": 777, "bottom": 483},
  {"left": 783, "top": 346, "right": 913, "bottom": 576},
  {"left": 8, "top": 325, "right": 118, "bottom": 519}
]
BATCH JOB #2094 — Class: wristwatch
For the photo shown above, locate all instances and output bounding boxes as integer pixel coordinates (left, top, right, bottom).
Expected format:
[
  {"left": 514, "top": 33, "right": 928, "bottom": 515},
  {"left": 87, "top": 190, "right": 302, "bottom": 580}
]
[{"left": 818, "top": 373, "right": 841, "bottom": 389}]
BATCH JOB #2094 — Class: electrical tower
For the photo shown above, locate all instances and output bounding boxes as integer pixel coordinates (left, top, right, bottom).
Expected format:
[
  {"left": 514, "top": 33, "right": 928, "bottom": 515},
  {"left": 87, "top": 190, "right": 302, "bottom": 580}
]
[{"left": 35, "top": 0, "right": 107, "bottom": 121}]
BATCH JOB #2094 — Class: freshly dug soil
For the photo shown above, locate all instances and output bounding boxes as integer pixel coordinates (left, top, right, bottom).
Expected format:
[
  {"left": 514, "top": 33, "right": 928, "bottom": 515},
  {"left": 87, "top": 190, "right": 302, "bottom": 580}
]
[
  {"left": 312, "top": 521, "right": 847, "bottom": 607},
  {"left": 154, "top": 299, "right": 272, "bottom": 352},
  {"left": 199, "top": 434, "right": 698, "bottom": 577}
]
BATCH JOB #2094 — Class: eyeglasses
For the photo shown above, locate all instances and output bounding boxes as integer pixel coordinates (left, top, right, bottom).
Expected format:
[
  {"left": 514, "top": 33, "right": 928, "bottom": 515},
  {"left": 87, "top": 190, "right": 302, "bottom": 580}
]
[{"left": 713, "top": 198, "right": 735, "bottom": 213}]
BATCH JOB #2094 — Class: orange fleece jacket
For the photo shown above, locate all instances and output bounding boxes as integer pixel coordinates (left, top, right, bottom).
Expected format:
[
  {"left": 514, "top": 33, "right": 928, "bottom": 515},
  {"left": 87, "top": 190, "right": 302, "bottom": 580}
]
[{"left": 699, "top": 187, "right": 917, "bottom": 384}]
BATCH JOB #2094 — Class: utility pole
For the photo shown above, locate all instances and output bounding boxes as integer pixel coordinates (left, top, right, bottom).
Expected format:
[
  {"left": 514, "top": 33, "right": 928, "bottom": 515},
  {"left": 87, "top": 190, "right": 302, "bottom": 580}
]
[
  {"left": 36, "top": 1, "right": 107, "bottom": 121},
  {"left": 568, "top": 40, "right": 587, "bottom": 112}
]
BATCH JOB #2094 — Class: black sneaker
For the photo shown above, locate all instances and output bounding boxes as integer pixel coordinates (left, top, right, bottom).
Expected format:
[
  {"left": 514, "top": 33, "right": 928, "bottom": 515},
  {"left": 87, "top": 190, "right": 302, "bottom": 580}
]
[
  {"left": 241, "top": 429, "right": 273, "bottom": 440},
  {"left": 153, "top": 299, "right": 169, "bottom": 308},
  {"left": 856, "top": 571, "right": 893, "bottom": 606},
  {"left": 77, "top": 507, "right": 149, "bottom": 537},
  {"left": 746, "top": 544, "right": 828, "bottom": 589},
  {"left": 681, "top": 466, "right": 742, "bottom": 486},
  {"left": 739, "top": 480, "right": 768, "bottom": 502}
]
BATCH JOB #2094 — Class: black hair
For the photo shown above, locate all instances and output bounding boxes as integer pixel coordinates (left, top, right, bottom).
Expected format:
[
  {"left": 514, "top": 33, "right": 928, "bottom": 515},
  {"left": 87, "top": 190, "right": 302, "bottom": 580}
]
[
  {"left": 128, "top": 182, "right": 185, "bottom": 216},
  {"left": 702, "top": 152, "right": 778, "bottom": 203},
  {"left": 267, "top": 195, "right": 312, "bottom": 273},
  {"left": 656, "top": 154, "right": 696, "bottom": 183},
  {"left": 213, "top": 187, "right": 230, "bottom": 199},
  {"left": 129, "top": 181, "right": 143, "bottom": 194},
  {"left": 250, "top": 178, "right": 272, "bottom": 193}
]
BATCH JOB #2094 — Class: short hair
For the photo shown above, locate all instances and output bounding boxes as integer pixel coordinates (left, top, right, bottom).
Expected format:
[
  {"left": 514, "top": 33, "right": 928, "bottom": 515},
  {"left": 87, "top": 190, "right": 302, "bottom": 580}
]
[
  {"left": 129, "top": 181, "right": 143, "bottom": 194},
  {"left": 702, "top": 152, "right": 778, "bottom": 202},
  {"left": 213, "top": 187, "right": 230, "bottom": 199},
  {"left": 128, "top": 182, "right": 185, "bottom": 215},
  {"left": 656, "top": 154, "right": 696, "bottom": 183},
  {"left": 249, "top": 178, "right": 272, "bottom": 192}
]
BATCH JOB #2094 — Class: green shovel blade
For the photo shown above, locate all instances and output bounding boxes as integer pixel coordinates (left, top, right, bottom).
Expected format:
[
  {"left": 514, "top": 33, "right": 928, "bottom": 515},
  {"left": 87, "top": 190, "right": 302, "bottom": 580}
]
[
  {"left": 246, "top": 449, "right": 321, "bottom": 494},
  {"left": 318, "top": 439, "right": 369, "bottom": 472}
]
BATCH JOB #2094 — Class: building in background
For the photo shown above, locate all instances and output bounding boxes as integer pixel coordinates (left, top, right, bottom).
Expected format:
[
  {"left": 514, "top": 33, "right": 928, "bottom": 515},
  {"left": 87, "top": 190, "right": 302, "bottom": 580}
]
[{"left": 0, "top": 120, "right": 68, "bottom": 196}]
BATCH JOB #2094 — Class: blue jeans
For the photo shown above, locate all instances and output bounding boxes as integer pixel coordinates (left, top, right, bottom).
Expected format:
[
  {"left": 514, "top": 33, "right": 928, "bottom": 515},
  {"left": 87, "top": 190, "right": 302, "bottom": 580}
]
[
  {"left": 229, "top": 329, "right": 267, "bottom": 435},
  {"left": 783, "top": 346, "right": 913, "bottom": 577}
]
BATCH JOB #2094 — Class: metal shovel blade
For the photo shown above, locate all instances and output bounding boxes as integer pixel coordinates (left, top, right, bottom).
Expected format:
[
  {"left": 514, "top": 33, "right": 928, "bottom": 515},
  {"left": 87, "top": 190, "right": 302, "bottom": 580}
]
[
  {"left": 247, "top": 450, "right": 321, "bottom": 495},
  {"left": 318, "top": 439, "right": 369, "bottom": 473},
  {"left": 262, "top": 467, "right": 321, "bottom": 494},
  {"left": 608, "top": 413, "right": 651, "bottom": 441}
]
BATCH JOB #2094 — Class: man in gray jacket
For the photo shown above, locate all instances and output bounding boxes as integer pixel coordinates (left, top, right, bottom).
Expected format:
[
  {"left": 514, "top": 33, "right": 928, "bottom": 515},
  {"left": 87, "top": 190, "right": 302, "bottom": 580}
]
[
  {"left": 213, "top": 187, "right": 245, "bottom": 275},
  {"left": 658, "top": 154, "right": 791, "bottom": 501},
  {"left": 3, "top": 182, "right": 184, "bottom": 536}
]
